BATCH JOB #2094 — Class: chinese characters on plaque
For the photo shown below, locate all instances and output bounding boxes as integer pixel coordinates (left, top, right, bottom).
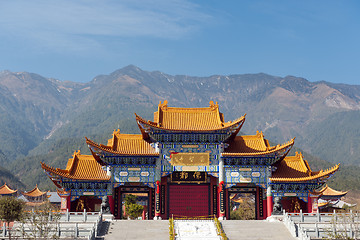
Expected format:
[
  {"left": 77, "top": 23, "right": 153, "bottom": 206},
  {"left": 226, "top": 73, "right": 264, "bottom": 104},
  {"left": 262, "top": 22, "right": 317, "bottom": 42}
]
[
  {"left": 171, "top": 153, "right": 209, "bottom": 166},
  {"left": 171, "top": 171, "right": 207, "bottom": 183}
]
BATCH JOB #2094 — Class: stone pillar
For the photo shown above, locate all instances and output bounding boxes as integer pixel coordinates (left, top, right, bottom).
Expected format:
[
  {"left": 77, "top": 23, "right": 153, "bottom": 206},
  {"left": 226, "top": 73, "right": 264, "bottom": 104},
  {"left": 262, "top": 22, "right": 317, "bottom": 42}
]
[
  {"left": 60, "top": 195, "right": 71, "bottom": 212},
  {"left": 218, "top": 181, "right": 225, "bottom": 219},
  {"left": 308, "top": 195, "right": 319, "bottom": 213},
  {"left": 267, "top": 185, "right": 273, "bottom": 217},
  {"left": 154, "top": 180, "right": 162, "bottom": 220},
  {"left": 59, "top": 191, "right": 71, "bottom": 212}
]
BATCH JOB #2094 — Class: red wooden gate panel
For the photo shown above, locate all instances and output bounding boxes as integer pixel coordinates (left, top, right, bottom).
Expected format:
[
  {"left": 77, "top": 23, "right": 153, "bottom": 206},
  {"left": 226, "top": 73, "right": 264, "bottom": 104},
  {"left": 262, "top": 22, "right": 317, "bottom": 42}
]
[{"left": 168, "top": 184, "right": 209, "bottom": 217}]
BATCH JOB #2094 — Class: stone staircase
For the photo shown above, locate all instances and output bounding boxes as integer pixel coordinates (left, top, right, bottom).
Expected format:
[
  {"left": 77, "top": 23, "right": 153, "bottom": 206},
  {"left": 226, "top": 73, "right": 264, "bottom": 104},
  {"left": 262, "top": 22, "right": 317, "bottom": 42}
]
[
  {"left": 100, "top": 219, "right": 297, "bottom": 240},
  {"left": 103, "top": 220, "right": 169, "bottom": 240},
  {"left": 221, "top": 220, "right": 297, "bottom": 240}
]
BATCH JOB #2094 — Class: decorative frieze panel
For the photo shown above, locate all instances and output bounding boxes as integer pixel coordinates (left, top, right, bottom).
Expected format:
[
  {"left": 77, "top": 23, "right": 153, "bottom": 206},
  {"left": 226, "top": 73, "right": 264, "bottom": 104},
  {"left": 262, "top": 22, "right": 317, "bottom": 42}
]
[
  {"left": 270, "top": 182, "right": 322, "bottom": 193},
  {"left": 101, "top": 155, "right": 157, "bottom": 166},
  {"left": 225, "top": 166, "right": 268, "bottom": 185},
  {"left": 223, "top": 156, "right": 277, "bottom": 166},
  {"left": 62, "top": 181, "right": 109, "bottom": 190},
  {"left": 149, "top": 131, "right": 233, "bottom": 143},
  {"left": 113, "top": 166, "right": 156, "bottom": 183},
  {"left": 61, "top": 181, "right": 109, "bottom": 198},
  {"left": 272, "top": 191, "right": 309, "bottom": 203}
]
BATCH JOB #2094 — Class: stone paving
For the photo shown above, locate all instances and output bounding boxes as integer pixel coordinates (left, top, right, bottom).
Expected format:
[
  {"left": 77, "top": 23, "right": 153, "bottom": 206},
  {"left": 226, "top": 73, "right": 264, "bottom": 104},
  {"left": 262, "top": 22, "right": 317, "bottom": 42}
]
[{"left": 174, "top": 220, "right": 221, "bottom": 240}]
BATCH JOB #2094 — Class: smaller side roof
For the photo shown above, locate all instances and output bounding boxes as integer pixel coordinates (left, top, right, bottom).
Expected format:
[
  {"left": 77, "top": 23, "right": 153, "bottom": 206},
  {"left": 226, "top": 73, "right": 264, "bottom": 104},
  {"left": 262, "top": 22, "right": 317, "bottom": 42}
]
[
  {"left": 41, "top": 150, "right": 110, "bottom": 181},
  {"left": 222, "top": 131, "right": 294, "bottom": 156},
  {"left": 315, "top": 185, "right": 348, "bottom": 199},
  {"left": 22, "top": 185, "right": 47, "bottom": 197},
  {"left": 102, "top": 130, "right": 159, "bottom": 155},
  {"left": 270, "top": 152, "right": 340, "bottom": 182},
  {"left": 0, "top": 183, "right": 17, "bottom": 195}
]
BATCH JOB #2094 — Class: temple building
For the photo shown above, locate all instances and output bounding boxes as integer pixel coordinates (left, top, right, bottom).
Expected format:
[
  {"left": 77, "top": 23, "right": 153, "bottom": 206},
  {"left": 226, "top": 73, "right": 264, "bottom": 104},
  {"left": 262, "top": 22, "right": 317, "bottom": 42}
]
[
  {"left": 42, "top": 101, "right": 339, "bottom": 219},
  {"left": 0, "top": 183, "right": 17, "bottom": 197},
  {"left": 21, "top": 185, "right": 49, "bottom": 207},
  {"left": 315, "top": 185, "right": 355, "bottom": 212}
]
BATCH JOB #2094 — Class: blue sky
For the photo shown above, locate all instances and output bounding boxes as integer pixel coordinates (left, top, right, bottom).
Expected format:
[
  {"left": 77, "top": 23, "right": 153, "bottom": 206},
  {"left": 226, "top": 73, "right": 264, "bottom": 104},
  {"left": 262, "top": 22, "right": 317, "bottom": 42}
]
[{"left": 0, "top": 0, "right": 359, "bottom": 85}]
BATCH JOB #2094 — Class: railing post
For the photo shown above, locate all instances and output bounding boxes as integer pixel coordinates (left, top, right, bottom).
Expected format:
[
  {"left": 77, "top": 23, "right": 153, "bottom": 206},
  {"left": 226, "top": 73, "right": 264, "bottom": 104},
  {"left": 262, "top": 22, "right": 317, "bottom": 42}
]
[
  {"left": 66, "top": 209, "right": 70, "bottom": 222},
  {"left": 300, "top": 209, "right": 304, "bottom": 222},
  {"left": 2, "top": 222, "right": 6, "bottom": 237},
  {"left": 84, "top": 209, "right": 87, "bottom": 222},
  {"left": 315, "top": 222, "right": 319, "bottom": 238},
  {"left": 75, "top": 223, "right": 78, "bottom": 237},
  {"left": 317, "top": 211, "right": 320, "bottom": 222},
  {"left": 58, "top": 223, "right": 61, "bottom": 237}
]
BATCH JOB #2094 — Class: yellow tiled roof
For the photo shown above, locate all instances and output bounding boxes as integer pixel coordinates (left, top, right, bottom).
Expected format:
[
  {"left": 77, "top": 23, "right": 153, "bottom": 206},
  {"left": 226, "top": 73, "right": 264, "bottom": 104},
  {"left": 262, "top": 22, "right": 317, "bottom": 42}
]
[
  {"left": 22, "top": 185, "right": 47, "bottom": 197},
  {"left": 270, "top": 152, "right": 340, "bottom": 182},
  {"left": 86, "top": 132, "right": 159, "bottom": 156},
  {"left": 222, "top": 131, "right": 294, "bottom": 156},
  {"left": 41, "top": 151, "right": 110, "bottom": 181},
  {"left": 315, "top": 185, "right": 348, "bottom": 197},
  {"left": 0, "top": 183, "right": 17, "bottom": 195},
  {"left": 136, "top": 100, "right": 246, "bottom": 131}
]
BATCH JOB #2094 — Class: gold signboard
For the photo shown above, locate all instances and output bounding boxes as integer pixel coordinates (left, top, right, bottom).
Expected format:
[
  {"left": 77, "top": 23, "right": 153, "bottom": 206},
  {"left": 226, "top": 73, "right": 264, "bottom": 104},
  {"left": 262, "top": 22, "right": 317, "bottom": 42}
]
[
  {"left": 170, "top": 152, "right": 209, "bottom": 166},
  {"left": 171, "top": 171, "right": 207, "bottom": 183}
]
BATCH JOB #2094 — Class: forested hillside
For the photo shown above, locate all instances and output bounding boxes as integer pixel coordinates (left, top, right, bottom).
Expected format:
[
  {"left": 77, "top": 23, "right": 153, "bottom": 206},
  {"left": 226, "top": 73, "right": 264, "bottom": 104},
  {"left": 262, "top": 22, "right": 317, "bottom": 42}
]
[{"left": 0, "top": 66, "right": 359, "bottom": 192}]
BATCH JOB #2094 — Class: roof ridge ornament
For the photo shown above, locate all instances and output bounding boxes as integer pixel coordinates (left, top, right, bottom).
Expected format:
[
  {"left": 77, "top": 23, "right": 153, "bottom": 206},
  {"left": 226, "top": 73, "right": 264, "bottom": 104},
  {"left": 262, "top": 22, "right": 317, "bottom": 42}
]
[
  {"left": 209, "top": 101, "right": 218, "bottom": 110},
  {"left": 73, "top": 150, "right": 81, "bottom": 156},
  {"left": 159, "top": 100, "right": 168, "bottom": 110}
]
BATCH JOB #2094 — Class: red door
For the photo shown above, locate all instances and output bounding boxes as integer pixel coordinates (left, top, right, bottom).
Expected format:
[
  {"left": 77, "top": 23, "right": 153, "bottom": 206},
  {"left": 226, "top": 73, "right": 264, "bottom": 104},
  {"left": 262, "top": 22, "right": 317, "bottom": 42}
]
[{"left": 168, "top": 184, "right": 209, "bottom": 217}]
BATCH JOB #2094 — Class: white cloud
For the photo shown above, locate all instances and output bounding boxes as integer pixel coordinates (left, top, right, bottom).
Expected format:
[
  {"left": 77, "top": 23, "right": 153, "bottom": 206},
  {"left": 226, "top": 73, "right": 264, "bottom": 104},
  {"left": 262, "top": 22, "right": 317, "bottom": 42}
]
[{"left": 0, "top": 0, "right": 211, "bottom": 53}]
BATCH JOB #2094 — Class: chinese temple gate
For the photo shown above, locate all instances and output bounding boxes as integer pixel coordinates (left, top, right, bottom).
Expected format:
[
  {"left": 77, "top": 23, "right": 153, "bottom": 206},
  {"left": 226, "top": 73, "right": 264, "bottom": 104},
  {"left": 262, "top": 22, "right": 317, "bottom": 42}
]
[{"left": 42, "top": 101, "right": 339, "bottom": 219}]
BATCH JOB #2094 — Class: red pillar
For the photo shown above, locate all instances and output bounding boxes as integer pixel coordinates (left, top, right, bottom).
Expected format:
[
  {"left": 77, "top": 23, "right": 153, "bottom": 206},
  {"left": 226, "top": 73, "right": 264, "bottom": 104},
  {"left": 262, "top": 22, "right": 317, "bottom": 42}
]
[
  {"left": 108, "top": 195, "right": 114, "bottom": 214},
  {"left": 266, "top": 186, "right": 273, "bottom": 217},
  {"left": 263, "top": 199, "right": 268, "bottom": 219},
  {"left": 218, "top": 181, "right": 225, "bottom": 219},
  {"left": 307, "top": 196, "right": 313, "bottom": 213},
  {"left": 154, "top": 181, "right": 161, "bottom": 219},
  {"left": 67, "top": 196, "right": 71, "bottom": 211}
]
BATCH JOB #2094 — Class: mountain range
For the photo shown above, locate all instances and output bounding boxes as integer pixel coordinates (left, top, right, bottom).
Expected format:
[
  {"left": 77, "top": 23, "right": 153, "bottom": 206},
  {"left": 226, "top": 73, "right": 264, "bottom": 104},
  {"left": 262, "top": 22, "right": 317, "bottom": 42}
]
[{"left": 0, "top": 65, "right": 359, "bottom": 192}]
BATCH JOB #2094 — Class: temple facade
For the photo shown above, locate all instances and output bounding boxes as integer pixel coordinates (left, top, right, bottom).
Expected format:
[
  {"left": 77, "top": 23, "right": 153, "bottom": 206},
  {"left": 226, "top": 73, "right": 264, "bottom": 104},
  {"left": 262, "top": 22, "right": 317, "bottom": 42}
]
[{"left": 42, "top": 101, "right": 339, "bottom": 219}]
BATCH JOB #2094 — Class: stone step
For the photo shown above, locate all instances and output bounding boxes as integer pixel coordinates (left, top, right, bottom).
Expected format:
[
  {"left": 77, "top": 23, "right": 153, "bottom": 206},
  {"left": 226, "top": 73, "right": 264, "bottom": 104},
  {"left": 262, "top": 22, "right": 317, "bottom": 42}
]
[
  {"left": 221, "top": 220, "right": 297, "bottom": 240},
  {"left": 102, "top": 219, "right": 297, "bottom": 240},
  {"left": 103, "top": 220, "right": 169, "bottom": 240}
]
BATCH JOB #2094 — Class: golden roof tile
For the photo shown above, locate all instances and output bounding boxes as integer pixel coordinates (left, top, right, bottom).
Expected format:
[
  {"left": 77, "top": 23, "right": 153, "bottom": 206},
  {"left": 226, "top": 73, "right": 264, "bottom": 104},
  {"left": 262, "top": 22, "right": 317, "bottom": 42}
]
[
  {"left": 136, "top": 100, "right": 246, "bottom": 131},
  {"left": 41, "top": 151, "right": 110, "bottom": 181},
  {"left": 0, "top": 183, "right": 17, "bottom": 195},
  {"left": 270, "top": 152, "right": 340, "bottom": 182},
  {"left": 222, "top": 131, "right": 294, "bottom": 156},
  {"left": 22, "top": 185, "right": 47, "bottom": 197},
  {"left": 86, "top": 132, "right": 159, "bottom": 156}
]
